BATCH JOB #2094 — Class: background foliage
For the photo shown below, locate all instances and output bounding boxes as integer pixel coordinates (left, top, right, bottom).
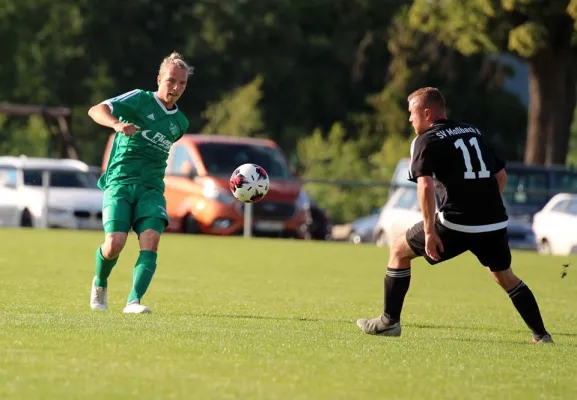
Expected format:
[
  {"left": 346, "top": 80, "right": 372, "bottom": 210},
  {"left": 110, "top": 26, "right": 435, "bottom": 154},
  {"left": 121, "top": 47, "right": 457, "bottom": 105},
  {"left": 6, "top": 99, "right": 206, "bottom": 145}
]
[{"left": 1, "top": 0, "right": 576, "bottom": 222}]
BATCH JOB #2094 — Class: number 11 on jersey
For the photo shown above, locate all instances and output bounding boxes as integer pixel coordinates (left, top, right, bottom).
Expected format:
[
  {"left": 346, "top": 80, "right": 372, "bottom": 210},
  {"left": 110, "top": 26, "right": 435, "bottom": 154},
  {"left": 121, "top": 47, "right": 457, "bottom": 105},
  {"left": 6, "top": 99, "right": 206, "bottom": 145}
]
[{"left": 454, "top": 137, "right": 490, "bottom": 179}]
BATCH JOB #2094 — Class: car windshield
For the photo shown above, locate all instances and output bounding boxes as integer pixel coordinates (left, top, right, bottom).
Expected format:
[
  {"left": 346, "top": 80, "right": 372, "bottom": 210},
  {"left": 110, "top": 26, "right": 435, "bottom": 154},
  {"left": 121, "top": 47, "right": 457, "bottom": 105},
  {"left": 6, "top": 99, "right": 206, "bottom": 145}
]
[
  {"left": 504, "top": 169, "right": 549, "bottom": 207},
  {"left": 196, "top": 142, "right": 291, "bottom": 179},
  {"left": 555, "top": 171, "right": 577, "bottom": 192},
  {"left": 23, "top": 169, "right": 99, "bottom": 188},
  {"left": 392, "top": 160, "right": 415, "bottom": 187}
]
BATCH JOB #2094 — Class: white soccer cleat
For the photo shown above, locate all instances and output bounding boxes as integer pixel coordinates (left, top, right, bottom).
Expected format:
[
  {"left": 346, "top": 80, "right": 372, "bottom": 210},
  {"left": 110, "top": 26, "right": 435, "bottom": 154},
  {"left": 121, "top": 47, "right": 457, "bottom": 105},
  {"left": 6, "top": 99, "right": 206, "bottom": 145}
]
[
  {"left": 122, "top": 301, "right": 151, "bottom": 314},
  {"left": 356, "top": 315, "right": 401, "bottom": 336},
  {"left": 90, "top": 277, "right": 108, "bottom": 311}
]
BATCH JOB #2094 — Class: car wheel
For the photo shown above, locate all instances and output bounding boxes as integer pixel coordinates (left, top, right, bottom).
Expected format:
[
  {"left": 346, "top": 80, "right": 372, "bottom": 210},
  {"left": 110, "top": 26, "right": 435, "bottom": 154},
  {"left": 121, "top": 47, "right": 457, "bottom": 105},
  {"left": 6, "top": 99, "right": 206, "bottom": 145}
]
[
  {"left": 182, "top": 213, "right": 200, "bottom": 234},
  {"left": 537, "top": 239, "right": 552, "bottom": 255},
  {"left": 20, "top": 209, "right": 33, "bottom": 228},
  {"left": 375, "top": 230, "right": 388, "bottom": 247},
  {"left": 349, "top": 231, "right": 362, "bottom": 244}
]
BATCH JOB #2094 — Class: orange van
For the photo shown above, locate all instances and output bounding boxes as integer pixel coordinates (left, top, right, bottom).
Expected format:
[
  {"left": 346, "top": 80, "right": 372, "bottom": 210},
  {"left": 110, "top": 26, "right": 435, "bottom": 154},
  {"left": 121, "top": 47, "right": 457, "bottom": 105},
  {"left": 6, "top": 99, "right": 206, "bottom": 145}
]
[{"left": 101, "top": 134, "right": 309, "bottom": 238}]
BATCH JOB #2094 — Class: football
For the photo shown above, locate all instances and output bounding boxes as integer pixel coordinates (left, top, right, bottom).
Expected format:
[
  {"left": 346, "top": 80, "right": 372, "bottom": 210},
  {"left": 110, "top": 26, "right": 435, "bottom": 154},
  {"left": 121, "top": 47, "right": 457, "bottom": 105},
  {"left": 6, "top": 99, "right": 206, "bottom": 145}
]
[{"left": 229, "top": 163, "right": 270, "bottom": 203}]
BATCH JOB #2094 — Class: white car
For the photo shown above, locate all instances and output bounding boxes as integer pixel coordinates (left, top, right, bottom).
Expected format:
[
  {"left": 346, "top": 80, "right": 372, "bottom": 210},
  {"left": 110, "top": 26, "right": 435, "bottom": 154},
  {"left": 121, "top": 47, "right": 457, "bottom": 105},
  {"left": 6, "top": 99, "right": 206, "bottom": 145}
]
[
  {"left": 373, "top": 186, "right": 537, "bottom": 251},
  {"left": 0, "top": 156, "right": 103, "bottom": 230},
  {"left": 532, "top": 193, "right": 577, "bottom": 256}
]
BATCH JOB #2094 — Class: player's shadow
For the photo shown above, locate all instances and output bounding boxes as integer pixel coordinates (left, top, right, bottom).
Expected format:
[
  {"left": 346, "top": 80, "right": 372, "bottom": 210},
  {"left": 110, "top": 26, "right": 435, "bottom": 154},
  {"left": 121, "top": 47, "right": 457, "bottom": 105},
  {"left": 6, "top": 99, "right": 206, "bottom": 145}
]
[
  {"left": 186, "top": 313, "right": 577, "bottom": 344},
  {"left": 409, "top": 322, "right": 577, "bottom": 339},
  {"left": 188, "top": 313, "right": 347, "bottom": 323},
  {"left": 440, "top": 336, "right": 577, "bottom": 347},
  {"left": 408, "top": 322, "right": 528, "bottom": 334},
  {"left": 183, "top": 313, "right": 574, "bottom": 336}
]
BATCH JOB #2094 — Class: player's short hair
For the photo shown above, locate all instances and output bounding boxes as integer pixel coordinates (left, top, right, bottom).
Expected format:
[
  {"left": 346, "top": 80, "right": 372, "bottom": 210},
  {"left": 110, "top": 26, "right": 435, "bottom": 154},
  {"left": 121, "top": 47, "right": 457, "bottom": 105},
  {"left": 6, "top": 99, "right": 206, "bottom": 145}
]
[
  {"left": 407, "top": 87, "right": 445, "bottom": 109},
  {"left": 159, "top": 51, "right": 194, "bottom": 76}
]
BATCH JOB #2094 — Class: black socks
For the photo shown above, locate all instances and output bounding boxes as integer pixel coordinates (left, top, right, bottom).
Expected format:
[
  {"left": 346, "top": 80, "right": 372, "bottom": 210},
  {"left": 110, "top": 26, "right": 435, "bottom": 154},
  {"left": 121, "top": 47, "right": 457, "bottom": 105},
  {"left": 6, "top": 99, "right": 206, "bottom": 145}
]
[
  {"left": 383, "top": 267, "right": 411, "bottom": 323},
  {"left": 508, "top": 281, "right": 548, "bottom": 337}
]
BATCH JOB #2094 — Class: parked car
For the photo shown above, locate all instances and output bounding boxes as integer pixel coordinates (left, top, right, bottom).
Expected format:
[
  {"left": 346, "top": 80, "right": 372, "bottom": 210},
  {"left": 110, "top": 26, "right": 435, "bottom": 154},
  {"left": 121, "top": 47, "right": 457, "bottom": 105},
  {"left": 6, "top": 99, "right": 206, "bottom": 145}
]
[
  {"left": 532, "top": 193, "right": 577, "bottom": 256},
  {"left": 348, "top": 210, "right": 381, "bottom": 244},
  {"left": 389, "top": 158, "right": 414, "bottom": 198},
  {"left": 102, "top": 134, "right": 309, "bottom": 238},
  {"left": 502, "top": 162, "right": 577, "bottom": 221},
  {"left": 390, "top": 158, "right": 577, "bottom": 221},
  {"left": 300, "top": 191, "right": 332, "bottom": 241},
  {"left": 0, "top": 156, "right": 103, "bottom": 229},
  {"left": 373, "top": 186, "right": 536, "bottom": 251}
]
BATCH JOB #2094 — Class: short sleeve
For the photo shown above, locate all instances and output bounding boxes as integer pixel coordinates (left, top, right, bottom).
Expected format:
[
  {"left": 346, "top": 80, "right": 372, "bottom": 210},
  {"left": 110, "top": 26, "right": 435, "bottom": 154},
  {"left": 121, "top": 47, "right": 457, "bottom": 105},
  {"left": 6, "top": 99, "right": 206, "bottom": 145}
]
[
  {"left": 174, "top": 115, "right": 189, "bottom": 141},
  {"left": 408, "top": 136, "right": 434, "bottom": 183},
  {"left": 182, "top": 119, "right": 190, "bottom": 135},
  {"left": 101, "top": 89, "right": 142, "bottom": 119},
  {"left": 478, "top": 135, "right": 506, "bottom": 173},
  {"left": 492, "top": 153, "right": 506, "bottom": 173}
]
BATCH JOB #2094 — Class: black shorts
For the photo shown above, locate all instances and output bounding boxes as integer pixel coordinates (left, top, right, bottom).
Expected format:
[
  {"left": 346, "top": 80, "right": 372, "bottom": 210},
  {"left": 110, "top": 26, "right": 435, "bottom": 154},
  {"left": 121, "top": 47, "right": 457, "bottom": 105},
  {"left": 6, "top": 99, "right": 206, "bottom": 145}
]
[{"left": 406, "top": 217, "right": 511, "bottom": 272}]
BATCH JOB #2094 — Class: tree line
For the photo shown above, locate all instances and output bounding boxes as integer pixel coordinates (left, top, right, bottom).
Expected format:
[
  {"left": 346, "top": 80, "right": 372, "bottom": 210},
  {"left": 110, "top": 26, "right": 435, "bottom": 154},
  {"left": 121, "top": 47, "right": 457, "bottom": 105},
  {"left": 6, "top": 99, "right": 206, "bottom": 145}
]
[{"left": 1, "top": 0, "right": 576, "bottom": 223}]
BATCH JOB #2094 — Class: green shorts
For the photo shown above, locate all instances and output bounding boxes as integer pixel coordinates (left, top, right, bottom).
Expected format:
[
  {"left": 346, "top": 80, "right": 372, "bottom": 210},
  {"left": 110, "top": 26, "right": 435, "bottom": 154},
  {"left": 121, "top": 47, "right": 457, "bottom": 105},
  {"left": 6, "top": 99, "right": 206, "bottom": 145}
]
[{"left": 102, "top": 184, "right": 168, "bottom": 235}]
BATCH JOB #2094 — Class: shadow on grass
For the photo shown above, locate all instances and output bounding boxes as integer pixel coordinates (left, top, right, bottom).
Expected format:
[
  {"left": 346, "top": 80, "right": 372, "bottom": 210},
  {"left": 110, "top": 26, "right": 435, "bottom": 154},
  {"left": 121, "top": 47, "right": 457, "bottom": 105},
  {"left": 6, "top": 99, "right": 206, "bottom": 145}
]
[
  {"left": 409, "top": 322, "right": 577, "bottom": 339},
  {"left": 194, "top": 314, "right": 526, "bottom": 333},
  {"left": 407, "top": 322, "right": 527, "bottom": 334},
  {"left": 183, "top": 313, "right": 576, "bottom": 342},
  {"left": 443, "top": 336, "right": 577, "bottom": 347},
  {"left": 189, "top": 313, "right": 346, "bottom": 323}
]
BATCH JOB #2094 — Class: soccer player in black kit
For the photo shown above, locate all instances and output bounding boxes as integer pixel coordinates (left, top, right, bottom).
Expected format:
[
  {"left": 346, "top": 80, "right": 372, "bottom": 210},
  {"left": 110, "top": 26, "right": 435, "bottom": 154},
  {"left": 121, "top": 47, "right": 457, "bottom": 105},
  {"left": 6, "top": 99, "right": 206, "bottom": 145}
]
[{"left": 357, "top": 87, "right": 553, "bottom": 344}]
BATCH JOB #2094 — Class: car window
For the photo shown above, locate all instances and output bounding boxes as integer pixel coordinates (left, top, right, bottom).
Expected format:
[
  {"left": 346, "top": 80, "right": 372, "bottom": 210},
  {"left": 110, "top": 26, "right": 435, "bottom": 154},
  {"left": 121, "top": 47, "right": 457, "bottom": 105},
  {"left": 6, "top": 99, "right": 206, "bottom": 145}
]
[
  {"left": 168, "top": 145, "right": 196, "bottom": 176},
  {"left": 23, "top": 170, "right": 99, "bottom": 188},
  {"left": 0, "top": 167, "right": 18, "bottom": 188},
  {"left": 566, "top": 199, "right": 577, "bottom": 216},
  {"left": 504, "top": 169, "right": 549, "bottom": 206},
  {"left": 391, "top": 159, "right": 415, "bottom": 188},
  {"left": 393, "top": 188, "right": 418, "bottom": 210},
  {"left": 555, "top": 172, "right": 577, "bottom": 192},
  {"left": 196, "top": 142, "right": 290, "bottom": 179},
  {"left": 550, "top": 199, "right": 570, "bottom": 213}
]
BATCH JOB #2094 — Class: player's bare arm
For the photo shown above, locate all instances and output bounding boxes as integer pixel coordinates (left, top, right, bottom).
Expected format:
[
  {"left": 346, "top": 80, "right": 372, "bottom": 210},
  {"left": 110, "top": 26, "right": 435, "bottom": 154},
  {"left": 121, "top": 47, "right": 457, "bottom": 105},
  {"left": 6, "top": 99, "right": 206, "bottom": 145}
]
[
  {"left": 417, "top": 176, "right": 443, "bottom": 261},
  {"left": 494, "top": 169, "right": 508, "bottom": 195},
  {"left": 88, "top": 104, "right": 140, "bottom": 136}
]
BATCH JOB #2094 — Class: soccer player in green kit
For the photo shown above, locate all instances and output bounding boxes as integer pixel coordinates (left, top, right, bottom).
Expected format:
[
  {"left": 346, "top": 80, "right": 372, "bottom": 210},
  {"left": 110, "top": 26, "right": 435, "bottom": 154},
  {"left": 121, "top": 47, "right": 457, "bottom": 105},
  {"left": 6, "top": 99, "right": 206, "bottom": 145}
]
[{"left": 88, "top": 52, "right": 192, "bottom": 313}]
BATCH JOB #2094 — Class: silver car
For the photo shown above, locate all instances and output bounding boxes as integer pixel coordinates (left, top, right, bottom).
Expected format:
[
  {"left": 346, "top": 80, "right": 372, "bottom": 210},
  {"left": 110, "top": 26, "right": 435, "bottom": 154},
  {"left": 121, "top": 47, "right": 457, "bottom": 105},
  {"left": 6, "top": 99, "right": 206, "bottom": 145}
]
[{"left": 373, "top": 187, "right": 536, "bottom": 251}]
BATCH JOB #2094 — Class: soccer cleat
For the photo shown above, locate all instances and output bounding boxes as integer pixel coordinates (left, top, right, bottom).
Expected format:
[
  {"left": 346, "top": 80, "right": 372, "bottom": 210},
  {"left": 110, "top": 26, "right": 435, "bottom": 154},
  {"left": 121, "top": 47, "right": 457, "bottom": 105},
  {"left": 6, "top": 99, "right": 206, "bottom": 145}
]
[
  {"left": 90, "top": 277, "right": 108, "bottom": 311},
  {"left": 122, "top": 300, "right": 151, "bottom": 314},
  {"left": 356, "top": 315, "right": 401, "bottom": 336},
  {"left": 531, "top": 334, "right": 554, "bottom": 344}
]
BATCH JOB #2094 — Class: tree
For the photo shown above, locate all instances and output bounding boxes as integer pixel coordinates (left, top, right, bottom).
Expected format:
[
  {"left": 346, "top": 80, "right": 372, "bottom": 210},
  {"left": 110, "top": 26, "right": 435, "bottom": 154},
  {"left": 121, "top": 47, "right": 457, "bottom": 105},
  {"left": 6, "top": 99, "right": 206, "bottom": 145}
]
[
  {"left": 409, "top": 0, "right": 577, "bottom": 165},
  {"left": 0, "top": 115, "right": 50, "bottom": 157},
  {"left": 201, "top": 76, "right": 264, "bottom": 137},
  {"left": 296, "top": 123, "right": 382, "bottom": 223},
  {"left": 358, "top": 5, "right": 528, "bottom": 161},
  {"left": 567, "top": 105, "right": 577, "bottom": 166},
  {"left": 190, "top": 0, "right": 401, "bottom": 150}
]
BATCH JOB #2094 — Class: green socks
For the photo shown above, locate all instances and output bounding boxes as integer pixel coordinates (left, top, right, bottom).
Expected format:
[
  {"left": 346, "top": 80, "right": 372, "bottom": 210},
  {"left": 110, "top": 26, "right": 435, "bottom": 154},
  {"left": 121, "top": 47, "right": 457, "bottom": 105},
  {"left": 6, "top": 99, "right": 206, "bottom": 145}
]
[
  {"left": 127, "top": 250, "right": 158, "bottom": 304},
  {"left": 94, "top": 248, "right": 157, "bottom": 304},
  {"left": 94, "top": 247, "right": 118, "bottom": 288}
]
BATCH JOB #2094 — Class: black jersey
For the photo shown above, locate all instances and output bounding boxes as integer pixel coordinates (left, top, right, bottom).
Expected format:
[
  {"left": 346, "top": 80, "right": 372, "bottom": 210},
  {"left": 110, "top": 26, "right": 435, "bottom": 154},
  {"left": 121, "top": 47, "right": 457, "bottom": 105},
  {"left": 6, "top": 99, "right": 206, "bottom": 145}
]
[{"left": 408, "top": 119, "right": 508, "bottom": 232}]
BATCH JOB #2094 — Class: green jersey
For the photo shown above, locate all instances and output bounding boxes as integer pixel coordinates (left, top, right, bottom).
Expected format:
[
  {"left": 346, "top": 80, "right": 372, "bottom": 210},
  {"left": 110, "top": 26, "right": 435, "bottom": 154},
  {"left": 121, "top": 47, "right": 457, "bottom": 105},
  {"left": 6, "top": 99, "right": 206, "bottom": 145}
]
[{"left": 98, "top": 89, "right": 189, "bottom": 192}]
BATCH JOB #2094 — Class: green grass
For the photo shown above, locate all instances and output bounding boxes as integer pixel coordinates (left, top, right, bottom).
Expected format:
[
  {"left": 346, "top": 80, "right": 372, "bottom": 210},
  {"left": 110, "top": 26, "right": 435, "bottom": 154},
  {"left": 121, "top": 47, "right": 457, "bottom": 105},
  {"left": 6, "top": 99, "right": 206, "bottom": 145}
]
[{"left": 0, "top": 229, "right": 576, "bottom": 400}]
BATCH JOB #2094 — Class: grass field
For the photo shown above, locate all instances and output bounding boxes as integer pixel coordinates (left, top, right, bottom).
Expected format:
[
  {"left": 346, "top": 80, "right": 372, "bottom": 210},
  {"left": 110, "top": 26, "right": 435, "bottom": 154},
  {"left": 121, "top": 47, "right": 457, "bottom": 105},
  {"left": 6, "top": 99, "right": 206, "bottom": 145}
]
[{"left": 1, "top": 228, "right": 576, "bottom": 400}]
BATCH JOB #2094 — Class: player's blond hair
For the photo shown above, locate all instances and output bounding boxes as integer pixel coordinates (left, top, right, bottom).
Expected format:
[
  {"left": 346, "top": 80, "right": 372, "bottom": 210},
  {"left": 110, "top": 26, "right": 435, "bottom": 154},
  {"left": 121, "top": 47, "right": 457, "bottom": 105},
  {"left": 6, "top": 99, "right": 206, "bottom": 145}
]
[
  {"left": 159, "top": 51, "right": 194, "bottom": 76},
  {"left": 408, "top": 87, "right": 445, "bottom": 109}
]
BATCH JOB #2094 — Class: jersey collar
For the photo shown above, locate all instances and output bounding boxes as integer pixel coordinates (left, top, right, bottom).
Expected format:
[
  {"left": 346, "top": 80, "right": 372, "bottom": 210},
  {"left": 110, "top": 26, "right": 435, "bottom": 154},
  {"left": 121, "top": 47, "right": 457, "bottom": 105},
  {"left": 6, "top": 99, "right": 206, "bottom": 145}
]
[
  {"left": 430, "top": 118, "right": 449, "bottom": 126},
  {"left": 153, "top": 92, "right": 178, "bottom": 115}
]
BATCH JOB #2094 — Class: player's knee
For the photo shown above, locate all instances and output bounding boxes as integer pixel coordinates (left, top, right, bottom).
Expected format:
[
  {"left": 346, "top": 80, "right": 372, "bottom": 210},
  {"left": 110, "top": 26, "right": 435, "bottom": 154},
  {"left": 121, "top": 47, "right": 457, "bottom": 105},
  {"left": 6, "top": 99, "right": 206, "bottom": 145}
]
[
  {"left": 102, "top": 232, "right": 128, "bottom": 258},
  {"left": 139, "top": 229, "right": 161, "bottom": 251},
  {"left": 389, "top": 235, "right": 414, "bottom": 264}
]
